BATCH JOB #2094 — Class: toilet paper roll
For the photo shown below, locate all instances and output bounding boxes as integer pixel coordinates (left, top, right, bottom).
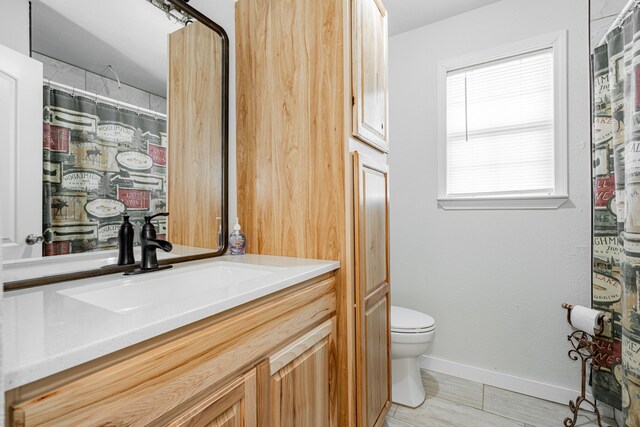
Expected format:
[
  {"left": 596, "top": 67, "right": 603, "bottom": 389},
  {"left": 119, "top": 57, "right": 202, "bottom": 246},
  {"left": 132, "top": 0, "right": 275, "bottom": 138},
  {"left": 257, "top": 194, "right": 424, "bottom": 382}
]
[{"left": 570, "top": 305, "right": 602, "bottom": 334}]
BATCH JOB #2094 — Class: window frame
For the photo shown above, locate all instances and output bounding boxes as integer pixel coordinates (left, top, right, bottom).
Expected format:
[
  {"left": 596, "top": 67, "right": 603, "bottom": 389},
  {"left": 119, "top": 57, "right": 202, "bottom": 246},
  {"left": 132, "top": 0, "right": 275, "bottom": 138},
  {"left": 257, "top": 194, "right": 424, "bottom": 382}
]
[{"left": 437, "top": 31, "right": 568, "bottom": 210}]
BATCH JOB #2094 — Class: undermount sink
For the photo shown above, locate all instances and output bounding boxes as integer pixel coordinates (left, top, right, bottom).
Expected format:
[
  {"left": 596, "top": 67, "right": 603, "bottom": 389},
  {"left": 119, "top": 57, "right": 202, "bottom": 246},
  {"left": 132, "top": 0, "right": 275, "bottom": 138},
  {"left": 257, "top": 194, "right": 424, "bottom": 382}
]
[{"left": 57, "top": 262, "right": 277, "bottom": 314}]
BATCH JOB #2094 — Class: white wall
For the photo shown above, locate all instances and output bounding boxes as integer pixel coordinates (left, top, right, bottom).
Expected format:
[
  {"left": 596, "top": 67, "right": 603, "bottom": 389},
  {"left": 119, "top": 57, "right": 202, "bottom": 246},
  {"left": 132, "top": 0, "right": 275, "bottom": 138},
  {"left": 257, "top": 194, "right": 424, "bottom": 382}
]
[
  {"left": 0, "top": 0, "right": 29, "bottom": 55},
  {"left": 389, "top": 0, "right": 591, "bottom": 401}
]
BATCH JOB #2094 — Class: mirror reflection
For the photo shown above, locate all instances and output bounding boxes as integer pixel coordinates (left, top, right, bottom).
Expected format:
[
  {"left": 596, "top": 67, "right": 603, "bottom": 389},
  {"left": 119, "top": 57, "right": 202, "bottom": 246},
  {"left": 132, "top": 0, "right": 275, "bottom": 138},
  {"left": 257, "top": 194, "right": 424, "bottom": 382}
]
[{"left": 2, "top": 0, "right": 227, "bottom": 284}]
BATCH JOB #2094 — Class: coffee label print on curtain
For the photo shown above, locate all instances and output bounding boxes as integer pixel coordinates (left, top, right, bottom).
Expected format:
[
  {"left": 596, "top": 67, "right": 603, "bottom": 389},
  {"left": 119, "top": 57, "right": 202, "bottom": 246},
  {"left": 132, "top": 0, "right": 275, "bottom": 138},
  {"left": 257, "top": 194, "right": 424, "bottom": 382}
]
[
  {"left": 592, "top": 13, "right": 640, "bottom": 424},
  {"left": 592, "top": 40, "right": 624, "bottom": 411},
  {"left": 42, "top": 87, "right": 168, "bottom": 255}
]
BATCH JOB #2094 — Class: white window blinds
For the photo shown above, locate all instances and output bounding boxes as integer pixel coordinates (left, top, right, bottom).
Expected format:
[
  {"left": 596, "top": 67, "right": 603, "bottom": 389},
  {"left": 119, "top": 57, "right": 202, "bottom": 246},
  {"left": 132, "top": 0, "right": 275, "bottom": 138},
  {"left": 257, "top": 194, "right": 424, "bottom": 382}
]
[{"left": 445, "top": 48, "right": 554, "bottom": 197}]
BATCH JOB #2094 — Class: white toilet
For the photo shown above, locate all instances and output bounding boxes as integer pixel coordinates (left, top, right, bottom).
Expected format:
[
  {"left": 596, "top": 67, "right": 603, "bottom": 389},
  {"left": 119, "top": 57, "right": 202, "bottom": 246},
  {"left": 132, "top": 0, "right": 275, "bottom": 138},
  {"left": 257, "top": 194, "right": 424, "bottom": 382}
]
[{"left": 390, "top": 305, "right": 436, "bottom": 408}]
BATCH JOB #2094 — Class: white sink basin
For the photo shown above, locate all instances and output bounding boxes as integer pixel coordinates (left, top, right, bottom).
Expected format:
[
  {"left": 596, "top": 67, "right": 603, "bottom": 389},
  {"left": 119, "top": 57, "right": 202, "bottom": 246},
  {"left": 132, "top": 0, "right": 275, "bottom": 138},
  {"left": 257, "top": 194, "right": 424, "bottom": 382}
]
[{"left": 58, "top": 262, "right": 277, "bottom": 313}]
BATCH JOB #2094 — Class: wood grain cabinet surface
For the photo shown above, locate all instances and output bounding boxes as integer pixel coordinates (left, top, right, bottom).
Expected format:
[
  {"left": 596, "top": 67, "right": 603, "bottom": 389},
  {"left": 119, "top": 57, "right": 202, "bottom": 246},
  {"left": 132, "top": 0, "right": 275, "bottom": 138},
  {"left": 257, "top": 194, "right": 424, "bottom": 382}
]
[
  {"left": 352, "top": 0, "right": 389, "bottom": 152},
  {"left": 354, "top": 152, "right": 391, "bottom": 427},
  {"left": 6, "top": 275, "right": 336, "bottom": 427},
  {"left": 269, "top": 319, "right": 337, "bottom": 427},
  {"left": 235, "top": 0, "right": 391, "bottom": 425},
  {"left": 168, "top": 21, "right": 223, "bottom": 249},
  {"left": 160, "top": 370, "right": 257, "bottom": 427}
]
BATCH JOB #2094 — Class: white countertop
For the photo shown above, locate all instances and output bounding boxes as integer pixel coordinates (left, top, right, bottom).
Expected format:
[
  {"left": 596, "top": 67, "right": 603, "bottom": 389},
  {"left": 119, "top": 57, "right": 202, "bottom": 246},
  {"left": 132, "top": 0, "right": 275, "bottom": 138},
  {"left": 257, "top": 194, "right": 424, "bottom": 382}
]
[{"left": 3, "top": 254, "right": 339, "bottom": 390}]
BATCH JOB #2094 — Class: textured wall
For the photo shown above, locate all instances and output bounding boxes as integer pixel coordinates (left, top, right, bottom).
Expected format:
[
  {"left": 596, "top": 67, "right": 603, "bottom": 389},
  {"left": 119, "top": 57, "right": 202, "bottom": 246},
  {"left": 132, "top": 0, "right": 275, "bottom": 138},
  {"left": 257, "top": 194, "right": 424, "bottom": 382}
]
[{"left": 388, "top": 0, "right": 590, "bottom": 399}]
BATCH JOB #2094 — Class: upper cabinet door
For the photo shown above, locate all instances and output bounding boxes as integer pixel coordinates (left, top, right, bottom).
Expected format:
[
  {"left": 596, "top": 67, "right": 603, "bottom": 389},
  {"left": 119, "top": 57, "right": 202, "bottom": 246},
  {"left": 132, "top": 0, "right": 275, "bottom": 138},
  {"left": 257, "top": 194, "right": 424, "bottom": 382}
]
[
  {"left": 0, "top": 44, "right": 43, "bottom": 261},
  {"left": 352, "top": 0, "right": 388, "bottom": 152}
]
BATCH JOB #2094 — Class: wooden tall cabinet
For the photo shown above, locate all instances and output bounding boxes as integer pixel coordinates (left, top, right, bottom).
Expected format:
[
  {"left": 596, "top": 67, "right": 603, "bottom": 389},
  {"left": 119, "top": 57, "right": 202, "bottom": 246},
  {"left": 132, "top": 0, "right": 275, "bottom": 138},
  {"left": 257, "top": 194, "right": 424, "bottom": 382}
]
[{"left": 236, "top": 0, "right": 390, "bottom": 426}]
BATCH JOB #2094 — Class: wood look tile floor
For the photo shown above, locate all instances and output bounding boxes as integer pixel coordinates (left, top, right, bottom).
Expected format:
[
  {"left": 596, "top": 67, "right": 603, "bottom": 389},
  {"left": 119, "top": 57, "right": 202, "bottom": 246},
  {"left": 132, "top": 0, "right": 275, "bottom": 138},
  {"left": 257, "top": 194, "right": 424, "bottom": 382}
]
[{"left": 383, "top": 370, "right": 618, "bottom": 427}]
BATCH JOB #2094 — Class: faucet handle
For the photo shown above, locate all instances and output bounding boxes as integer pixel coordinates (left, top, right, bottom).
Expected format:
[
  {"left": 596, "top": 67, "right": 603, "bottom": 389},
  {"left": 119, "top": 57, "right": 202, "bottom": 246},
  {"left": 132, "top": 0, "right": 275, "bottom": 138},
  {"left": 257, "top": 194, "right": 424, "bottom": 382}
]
[{"left": 144, "top": 212, "right": 170, "bottom": 223}]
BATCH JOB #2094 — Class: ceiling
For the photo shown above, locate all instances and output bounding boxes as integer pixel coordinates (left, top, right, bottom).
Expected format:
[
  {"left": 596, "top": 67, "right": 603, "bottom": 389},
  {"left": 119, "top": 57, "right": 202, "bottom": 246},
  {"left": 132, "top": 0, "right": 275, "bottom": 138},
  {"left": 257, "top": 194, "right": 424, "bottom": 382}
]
[
  {"left": 32, "top": 0, "right": 184, "bottom": 97},
  {"left": 31, "top": 0, "right": 503, "bottom": 96},
  {"left": 383, "top": 0, "right": 502, "bottom": 36}
]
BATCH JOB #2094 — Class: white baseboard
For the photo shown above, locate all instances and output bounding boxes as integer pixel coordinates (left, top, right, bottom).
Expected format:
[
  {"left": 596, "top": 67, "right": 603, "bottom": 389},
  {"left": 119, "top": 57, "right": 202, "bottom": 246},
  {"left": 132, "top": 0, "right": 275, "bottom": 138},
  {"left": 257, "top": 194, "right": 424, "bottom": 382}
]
[{"left": 419, "top": 355, "right": 592, "bottom": 406}]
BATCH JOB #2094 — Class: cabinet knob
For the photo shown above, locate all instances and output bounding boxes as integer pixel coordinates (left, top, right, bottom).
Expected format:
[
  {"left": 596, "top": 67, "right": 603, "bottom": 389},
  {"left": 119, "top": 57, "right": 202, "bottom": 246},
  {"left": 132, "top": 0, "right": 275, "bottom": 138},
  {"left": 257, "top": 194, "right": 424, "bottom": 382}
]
[{"left": 26, "top": 234, "right": 44, "bottom": 245}]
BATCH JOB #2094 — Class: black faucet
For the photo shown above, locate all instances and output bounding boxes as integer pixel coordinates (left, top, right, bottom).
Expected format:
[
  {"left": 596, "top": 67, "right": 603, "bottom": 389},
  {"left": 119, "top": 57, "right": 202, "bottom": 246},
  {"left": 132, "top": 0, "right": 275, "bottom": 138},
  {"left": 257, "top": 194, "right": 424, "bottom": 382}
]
[{"left": 140, "top": 212, "right": 173, "bottom": 271}]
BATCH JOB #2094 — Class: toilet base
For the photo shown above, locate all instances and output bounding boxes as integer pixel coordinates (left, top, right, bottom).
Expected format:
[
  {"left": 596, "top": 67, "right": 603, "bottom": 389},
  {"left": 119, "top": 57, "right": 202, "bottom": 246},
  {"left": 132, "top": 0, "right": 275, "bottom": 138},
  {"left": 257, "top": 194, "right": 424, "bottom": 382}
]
[{"left": 391, "top": 357, "right": 426, "bottom": 408}]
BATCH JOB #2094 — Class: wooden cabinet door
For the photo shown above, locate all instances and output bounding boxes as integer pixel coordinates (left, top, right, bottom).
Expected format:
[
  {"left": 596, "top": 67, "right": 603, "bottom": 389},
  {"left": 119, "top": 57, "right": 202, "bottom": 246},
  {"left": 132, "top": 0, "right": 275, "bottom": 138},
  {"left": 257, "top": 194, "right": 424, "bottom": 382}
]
[
  {"left": 352, "top": 0, "right": 388, "bottom": 152},
  {"left": 269, "top": 319, "right": 337, "bottom": 427},
  {"left": 162, "top": 370, "right": 257, "bottom": 427},
  {"left": 353, "top": 152, "right": 390, "bottom": 427}
]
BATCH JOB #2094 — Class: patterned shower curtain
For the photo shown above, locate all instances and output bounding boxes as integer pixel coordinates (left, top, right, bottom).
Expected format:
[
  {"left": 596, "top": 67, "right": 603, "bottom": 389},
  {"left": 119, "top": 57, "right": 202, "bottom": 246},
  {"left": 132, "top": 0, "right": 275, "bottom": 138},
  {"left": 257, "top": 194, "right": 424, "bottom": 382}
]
[
  {"left": 592, "top": 11, "right": 640, "bottom": 426},
  {"left": 42, "top": 86, "right": 168, "bottom": 256}
]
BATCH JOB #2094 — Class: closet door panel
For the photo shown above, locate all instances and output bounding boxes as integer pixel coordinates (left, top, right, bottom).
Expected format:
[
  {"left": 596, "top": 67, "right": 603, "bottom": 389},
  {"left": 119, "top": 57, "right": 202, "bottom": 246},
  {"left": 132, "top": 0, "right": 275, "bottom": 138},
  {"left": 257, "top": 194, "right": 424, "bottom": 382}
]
[
  {"left": 363, "top": 168, "right": 388, "bottom": 295},
  {"left": 354, "top": 152, "right": 390, "bottom": 427},
  {"left": 364, "top": 295, "right": 390, "bottom": 427}
]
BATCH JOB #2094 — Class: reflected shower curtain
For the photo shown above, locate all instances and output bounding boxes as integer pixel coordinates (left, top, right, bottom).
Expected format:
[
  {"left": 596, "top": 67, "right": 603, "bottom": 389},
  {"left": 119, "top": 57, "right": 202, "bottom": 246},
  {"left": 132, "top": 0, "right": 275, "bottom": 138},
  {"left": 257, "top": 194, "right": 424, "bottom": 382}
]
[
  {"left": 42, "top": 87, "right": 168, "bottom": 256},
  {"left": 592, "top": 10, "right": 640, "bottom": 426}
]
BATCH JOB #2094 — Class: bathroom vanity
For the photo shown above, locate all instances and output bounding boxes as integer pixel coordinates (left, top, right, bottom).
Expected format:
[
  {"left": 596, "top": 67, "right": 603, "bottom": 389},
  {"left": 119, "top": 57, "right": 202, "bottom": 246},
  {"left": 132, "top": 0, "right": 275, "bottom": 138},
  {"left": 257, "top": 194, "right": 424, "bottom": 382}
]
[{"left": 4, "top": 255, "right": 339, "bottom": 426}]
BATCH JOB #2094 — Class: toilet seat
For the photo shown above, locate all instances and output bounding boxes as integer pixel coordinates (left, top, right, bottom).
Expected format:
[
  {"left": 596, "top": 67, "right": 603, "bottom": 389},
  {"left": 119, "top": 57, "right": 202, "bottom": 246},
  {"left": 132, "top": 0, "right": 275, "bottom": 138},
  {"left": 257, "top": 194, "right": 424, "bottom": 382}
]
[
  {"left": 392, "top": 325, "right": 435, "bottom": 334},
  {"left": 391, "top": 305, "right": 435, "bottom": 334}
]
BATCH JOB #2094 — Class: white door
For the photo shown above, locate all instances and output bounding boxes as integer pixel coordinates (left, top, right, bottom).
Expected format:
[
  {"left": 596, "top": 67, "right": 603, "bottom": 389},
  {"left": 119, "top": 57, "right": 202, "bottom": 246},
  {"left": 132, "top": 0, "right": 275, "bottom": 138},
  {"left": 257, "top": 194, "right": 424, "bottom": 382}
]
[{"left": 0, "top": 43, "right": 43, "bottom": 261}]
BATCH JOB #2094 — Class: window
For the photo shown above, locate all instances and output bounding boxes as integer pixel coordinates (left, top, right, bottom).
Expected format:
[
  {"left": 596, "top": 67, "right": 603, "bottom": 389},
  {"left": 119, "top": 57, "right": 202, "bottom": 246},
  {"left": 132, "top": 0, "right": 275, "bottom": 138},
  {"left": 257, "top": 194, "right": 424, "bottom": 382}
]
[{"left": 437, "top": 32, "right": 567, "bottom": 209}]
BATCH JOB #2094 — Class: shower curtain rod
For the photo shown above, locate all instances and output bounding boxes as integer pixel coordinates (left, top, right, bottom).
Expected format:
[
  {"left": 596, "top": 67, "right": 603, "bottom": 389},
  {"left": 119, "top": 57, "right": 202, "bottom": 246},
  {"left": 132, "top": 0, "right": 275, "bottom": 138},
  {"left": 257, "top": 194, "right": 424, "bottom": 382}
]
[
  {"left": 598, "top": 0, "right": 638, "bottom": 46},
  {"left": 44, "top": 80, "right": 168, "bottom": 119}
]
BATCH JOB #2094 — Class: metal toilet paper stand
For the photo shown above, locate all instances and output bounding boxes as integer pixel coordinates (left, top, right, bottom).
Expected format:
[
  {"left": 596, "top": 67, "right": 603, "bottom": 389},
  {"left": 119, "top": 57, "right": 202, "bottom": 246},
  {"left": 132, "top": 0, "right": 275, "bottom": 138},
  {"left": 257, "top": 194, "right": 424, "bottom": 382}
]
[{"left": 561, "top": 303, "right": 612, "bottom": 427}]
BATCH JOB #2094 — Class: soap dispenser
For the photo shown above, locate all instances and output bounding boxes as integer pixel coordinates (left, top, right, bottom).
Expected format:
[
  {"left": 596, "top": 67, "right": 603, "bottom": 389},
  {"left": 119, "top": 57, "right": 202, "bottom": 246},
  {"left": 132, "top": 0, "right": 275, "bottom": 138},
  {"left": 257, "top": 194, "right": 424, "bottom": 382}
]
[
  {"left": 229, "top": 217, "right": 246, "bottom": 255},
  {"left": 117, "top": 214, "right": 135, "bottom": 265}
]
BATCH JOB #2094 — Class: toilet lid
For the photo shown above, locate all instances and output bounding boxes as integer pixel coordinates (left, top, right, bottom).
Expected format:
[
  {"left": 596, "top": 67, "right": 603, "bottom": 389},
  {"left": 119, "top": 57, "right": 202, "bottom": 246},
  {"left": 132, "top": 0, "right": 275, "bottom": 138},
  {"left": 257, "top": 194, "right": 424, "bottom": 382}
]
[{"left": 390, "top": 305, "right": 435, "bottom": 333}]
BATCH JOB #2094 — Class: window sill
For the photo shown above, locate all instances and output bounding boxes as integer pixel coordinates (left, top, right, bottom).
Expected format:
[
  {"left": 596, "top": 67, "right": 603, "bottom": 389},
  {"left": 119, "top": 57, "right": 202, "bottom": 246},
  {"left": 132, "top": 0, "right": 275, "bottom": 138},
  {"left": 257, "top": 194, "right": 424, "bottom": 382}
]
[{"left": 437, "top": 195, "right": 569, "bottom": 210}]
